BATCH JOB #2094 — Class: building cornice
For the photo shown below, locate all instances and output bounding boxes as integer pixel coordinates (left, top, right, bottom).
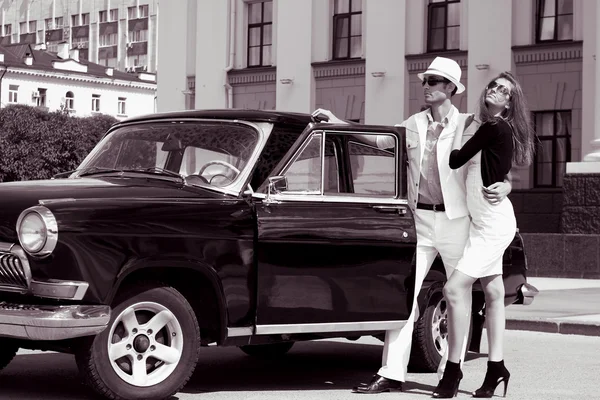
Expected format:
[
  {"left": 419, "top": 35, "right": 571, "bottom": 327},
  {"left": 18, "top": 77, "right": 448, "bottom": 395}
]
[
  {"left": 228, "top": 66, "right": 276, "bottom": 85},
  {"left": 3, "top": 66, "right": 156, "bottom": 91},
  {"left": 512, "top": 41, "right": 583, "bottom": 64},
  {"left": 311, "top": 59, "right": 365, "bottom": 79},
  {"left": 405, "top": 50, "right": 468, "bottom": 72}
]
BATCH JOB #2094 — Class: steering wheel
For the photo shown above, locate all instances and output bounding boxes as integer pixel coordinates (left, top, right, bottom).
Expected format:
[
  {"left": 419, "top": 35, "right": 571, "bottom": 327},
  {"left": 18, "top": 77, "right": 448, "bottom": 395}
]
[{"left": 197, "top": 160, "right": 240, "bottom": 182}]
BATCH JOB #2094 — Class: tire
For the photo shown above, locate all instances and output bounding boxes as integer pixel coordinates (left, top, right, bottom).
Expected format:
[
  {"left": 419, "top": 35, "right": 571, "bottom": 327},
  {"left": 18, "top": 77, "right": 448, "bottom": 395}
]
[
  {"left": 239, "top": 342, "right": 294, "bottom": 359},
  {"left": 409, "top": 292, "right": 473, "bottom": 372},
  {"left": 0, "top": 340, "right": 18, "bottom": 371},
  {"left": 75, "top": 283, "right": 200, "bottom": 400}
]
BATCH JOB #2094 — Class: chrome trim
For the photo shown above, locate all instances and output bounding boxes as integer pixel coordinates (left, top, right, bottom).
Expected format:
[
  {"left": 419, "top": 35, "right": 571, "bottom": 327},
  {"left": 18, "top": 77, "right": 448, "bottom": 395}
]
[
  {"left": 227, "top": 327, "right": 253, "bottom": 337},
  {"left": 30, "top": 279, "right": 90, "bottom": 301},
  {"left": 16, "top": 205, "right": 58, "bottom": 258},
  {"left": 0, "top": 243, "right": 32, "bottom": 291},
  {"left": 256, "top": 192, "right": 409, "bottom": 205},
  {"left": 255, "top": 320, "right": 407, "bottom": 335},
  {"left": 0, "top": 303, "right": 110, "bottom": 340}
]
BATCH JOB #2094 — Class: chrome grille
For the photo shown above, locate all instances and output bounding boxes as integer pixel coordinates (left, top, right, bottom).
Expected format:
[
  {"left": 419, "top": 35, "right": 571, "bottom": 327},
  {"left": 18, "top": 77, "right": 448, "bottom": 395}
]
[{"left": 0, "top": 252, "right": 27, "bottom": 289}]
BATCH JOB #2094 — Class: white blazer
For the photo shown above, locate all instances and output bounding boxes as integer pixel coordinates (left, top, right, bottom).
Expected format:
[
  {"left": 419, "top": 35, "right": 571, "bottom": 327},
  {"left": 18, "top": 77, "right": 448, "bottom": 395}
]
[{"left": 398, "top": 106, "right": 471, "bottom": 220}]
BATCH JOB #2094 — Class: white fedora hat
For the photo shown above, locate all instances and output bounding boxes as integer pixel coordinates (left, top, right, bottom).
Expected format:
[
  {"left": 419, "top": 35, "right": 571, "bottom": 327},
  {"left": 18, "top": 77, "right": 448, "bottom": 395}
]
[{"left": 417, "top": 56, "right": 465, "bottom": 94}]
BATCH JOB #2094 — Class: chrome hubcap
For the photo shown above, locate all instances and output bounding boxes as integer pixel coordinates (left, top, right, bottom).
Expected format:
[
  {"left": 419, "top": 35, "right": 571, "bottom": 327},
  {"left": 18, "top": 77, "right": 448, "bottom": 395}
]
[
  {"left": 107, "top": 301, "right": 184, "bottom": 387},
  {"left": 431, "top": 297, "right": 448, "bottom": 357}
]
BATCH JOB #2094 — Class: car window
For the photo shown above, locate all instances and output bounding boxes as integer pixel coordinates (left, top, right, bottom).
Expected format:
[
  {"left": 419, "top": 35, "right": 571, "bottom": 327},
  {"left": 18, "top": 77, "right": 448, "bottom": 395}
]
[
  {"left": 348, "top": 140, "right": 395, "bottom": 196},
  {"left": 277, "top": 130, "right": 397, "bottom": 198}
]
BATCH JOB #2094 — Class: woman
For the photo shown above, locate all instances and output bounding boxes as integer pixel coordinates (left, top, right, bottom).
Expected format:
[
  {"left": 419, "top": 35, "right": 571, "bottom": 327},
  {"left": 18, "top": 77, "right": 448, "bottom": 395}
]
[{"left": 432, "top": 72, "right": 535, "bottom": 398}]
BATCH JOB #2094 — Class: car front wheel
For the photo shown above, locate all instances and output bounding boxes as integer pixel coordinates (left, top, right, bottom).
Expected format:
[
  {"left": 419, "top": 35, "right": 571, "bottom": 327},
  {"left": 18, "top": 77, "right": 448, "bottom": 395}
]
[{"left": 76, "top": 283, "right": 200, "bottom": 400}]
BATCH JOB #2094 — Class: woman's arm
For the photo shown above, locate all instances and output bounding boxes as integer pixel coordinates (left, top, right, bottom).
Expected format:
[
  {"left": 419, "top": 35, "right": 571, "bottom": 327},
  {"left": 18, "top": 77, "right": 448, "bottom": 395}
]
[{"left": 449, "top": 122, "right": 496, "bottom": 169}]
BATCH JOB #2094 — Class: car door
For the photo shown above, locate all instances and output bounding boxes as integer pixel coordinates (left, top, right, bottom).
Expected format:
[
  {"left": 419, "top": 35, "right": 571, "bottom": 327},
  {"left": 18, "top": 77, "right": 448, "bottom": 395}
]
[{"left": 254, "top": 123, "right": 417, "bottom": 335}]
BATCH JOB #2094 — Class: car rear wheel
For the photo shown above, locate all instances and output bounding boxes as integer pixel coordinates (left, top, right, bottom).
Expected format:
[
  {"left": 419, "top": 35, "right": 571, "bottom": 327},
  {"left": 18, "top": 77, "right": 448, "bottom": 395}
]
[
  {"left": 76, "top": 283, "right": 200, "bottom": 400},
  {"left": 0, "top": 340, "right": 18, "bottom": 371},
  {"left": 239, "top": 342, "right": 294, "bottom": 358},
  {"left": 410, "top": 291, "right": 473, "bottom": 372}
]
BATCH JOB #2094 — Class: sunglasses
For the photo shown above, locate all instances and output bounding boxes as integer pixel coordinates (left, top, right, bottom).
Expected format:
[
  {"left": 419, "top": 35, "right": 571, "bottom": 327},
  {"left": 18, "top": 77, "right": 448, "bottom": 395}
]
[
  {"left": 421, "top": 77, "right": 449, "bottom": 87},
  {"left": 487, "top": 81, "right": 511, "bottom": 97}
]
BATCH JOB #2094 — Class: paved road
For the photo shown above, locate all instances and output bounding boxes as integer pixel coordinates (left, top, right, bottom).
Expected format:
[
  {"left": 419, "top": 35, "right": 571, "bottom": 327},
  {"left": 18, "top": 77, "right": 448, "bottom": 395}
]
[{"left": 1, "top": 330, "right": 598, "bottom": 400}]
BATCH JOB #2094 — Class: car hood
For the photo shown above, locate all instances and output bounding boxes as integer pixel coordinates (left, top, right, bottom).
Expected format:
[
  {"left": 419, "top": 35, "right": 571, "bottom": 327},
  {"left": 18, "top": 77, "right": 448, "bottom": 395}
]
[{"left": 0, "top": 176, "right": 226, "bottom": 242}]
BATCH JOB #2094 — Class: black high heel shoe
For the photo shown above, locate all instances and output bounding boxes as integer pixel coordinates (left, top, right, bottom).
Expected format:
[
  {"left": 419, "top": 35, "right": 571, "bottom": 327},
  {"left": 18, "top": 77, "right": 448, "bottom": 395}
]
[
  {"left": 473, "top": 360, "right": 510, "bottom": 398},
  {"left": 432, "top": 361, "right": 463, "bottom": 398}
]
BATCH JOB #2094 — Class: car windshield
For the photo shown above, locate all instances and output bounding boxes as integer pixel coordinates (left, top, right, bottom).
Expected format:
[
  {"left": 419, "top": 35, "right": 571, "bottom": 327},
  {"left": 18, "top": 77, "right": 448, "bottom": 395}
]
[{"left": 75, "top": 121, "right": 260, "bottom": 188}]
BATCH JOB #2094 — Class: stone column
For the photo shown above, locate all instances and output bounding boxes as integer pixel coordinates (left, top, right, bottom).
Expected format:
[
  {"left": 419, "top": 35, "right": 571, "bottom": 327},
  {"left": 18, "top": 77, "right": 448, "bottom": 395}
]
[
  {"left": 156, "top": 0, "right": 192, "bottom": 112},
  {"left": 561, "top": 0, "right": 600, "bottom": 234},
  {"left": 466, "top": 0, "right": 512, "bottom": 112},
  {"left": 194, "top": 0, "right": 229, "bottom": 108},
  {"left": 275, "top": 0, "right": 313, "bottom": 112},
  {"left": 364, "top": 0, "right": 407, "bottom": 125}
]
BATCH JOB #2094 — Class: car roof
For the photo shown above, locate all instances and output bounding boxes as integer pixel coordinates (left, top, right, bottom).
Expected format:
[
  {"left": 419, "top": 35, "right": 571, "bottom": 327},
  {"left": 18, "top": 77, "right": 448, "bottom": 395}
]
[{"left": 117, "top": 109, "right": 314, "bottom": 127}]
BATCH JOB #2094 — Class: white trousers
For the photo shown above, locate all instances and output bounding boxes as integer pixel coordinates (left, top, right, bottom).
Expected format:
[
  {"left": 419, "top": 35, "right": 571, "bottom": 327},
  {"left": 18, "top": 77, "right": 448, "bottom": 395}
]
[{"left": 378, "top": 209, "right": 471, "bottom": 382}]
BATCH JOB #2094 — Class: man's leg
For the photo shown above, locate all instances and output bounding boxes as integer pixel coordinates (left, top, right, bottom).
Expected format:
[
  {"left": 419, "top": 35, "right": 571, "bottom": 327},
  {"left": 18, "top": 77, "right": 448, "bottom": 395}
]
[{"left": 377, "top": 210, "right": 438, "bottom": 382}]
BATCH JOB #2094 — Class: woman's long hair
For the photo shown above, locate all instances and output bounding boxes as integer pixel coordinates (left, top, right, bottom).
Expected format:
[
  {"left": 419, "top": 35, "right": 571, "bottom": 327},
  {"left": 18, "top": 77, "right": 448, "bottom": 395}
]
[{"left": 476, "top": 71, "right": 535, "bottom": 166}]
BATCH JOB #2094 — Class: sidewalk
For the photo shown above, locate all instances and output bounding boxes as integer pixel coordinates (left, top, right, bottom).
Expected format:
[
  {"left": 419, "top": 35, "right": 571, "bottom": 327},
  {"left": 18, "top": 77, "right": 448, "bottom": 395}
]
[{"left": 505, "top": 277, "right": 600, "bottom": 336}]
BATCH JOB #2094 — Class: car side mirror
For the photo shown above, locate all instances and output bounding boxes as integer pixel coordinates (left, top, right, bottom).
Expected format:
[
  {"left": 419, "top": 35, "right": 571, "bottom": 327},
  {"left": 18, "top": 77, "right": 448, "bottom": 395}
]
[{"left": 267, "top": 175, "right": 288, "bottom": 196}]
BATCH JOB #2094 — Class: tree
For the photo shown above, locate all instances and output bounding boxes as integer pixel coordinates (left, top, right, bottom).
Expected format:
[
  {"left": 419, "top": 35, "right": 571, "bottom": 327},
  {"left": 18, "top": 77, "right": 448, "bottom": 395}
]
[{"left": 0, "top": 105, "right": 117, "bottom": 182}]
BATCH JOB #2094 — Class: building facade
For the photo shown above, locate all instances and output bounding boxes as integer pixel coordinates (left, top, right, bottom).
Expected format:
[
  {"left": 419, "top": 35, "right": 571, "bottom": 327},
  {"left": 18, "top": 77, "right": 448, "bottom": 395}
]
[
  {"left": 0, "top": 42, "right": 156, "bottom": 118},
  {"left": 157, "top": 0, "right": 600, "bottom": 233},
  {"left": 0, "top": 0, "right": 158, "bottom": 73}
]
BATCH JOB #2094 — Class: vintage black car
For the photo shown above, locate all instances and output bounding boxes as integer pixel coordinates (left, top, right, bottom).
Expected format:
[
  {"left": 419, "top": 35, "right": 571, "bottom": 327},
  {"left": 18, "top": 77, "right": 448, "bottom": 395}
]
[{"left": 0, "top": 109, "right": 537, "bottom": 400}]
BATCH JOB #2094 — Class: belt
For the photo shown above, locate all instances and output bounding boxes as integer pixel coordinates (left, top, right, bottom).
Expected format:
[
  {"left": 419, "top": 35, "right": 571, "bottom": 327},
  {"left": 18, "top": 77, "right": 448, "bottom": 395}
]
[{"left": 417, "top": 202, "right": 446, "bottom": 212}]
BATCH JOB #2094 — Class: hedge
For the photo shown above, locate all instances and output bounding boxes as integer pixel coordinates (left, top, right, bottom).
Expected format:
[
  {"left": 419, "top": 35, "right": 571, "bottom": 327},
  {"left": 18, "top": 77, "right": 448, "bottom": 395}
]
[{"left": 0, "top": 105, "right": 117, "bottom": 182}]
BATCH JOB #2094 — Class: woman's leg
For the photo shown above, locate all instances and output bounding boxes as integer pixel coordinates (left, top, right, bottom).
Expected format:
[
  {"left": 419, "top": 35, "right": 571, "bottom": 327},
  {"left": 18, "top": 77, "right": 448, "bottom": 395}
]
[
  {"left": 443, "top": 270, "right": 477, "bottom": 363},
  {"left": 480, "top": 274, "right": 505, "bottom": 361}
]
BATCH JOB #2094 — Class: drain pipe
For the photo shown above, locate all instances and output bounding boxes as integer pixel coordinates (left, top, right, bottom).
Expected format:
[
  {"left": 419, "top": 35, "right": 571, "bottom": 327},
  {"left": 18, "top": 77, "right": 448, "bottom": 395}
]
[
  {"left": 224, "top": 0, "right": 236, "bottom": 108},
  {"left": 0, "top": 66, "right": 7, "bottom": 109}
]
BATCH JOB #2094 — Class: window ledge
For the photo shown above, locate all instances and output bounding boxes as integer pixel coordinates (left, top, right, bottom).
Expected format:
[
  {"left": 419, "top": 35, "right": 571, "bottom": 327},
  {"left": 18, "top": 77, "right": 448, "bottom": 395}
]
[
  {"left": 311, "top": 58, "right": 365, "bottom": 79},
  {"left": 512, "top": 41, "right": 582, "bottom": 65},
  {"left": 405, "top": 50, "right": 468, "bottom": 72},
  {"left": 228, "top": 66, "right": 276, "bottom": 85}
]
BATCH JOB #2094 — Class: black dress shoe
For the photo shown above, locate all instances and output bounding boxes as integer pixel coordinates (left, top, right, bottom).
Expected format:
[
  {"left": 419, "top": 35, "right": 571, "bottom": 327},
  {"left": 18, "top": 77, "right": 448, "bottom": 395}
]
[{"left": 352, "top": 374, "right": 404, "bottom": 394}]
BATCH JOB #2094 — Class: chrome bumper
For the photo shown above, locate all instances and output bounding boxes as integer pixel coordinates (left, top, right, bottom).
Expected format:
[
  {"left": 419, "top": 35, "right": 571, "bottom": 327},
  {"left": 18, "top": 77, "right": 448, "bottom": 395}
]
[{"left": 0, "top": 302, "right": 110, "bottom": 340}]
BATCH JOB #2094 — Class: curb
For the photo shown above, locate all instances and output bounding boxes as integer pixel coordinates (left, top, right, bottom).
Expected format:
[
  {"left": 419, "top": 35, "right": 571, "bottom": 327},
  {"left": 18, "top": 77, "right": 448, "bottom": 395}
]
[{"left": 506, "top": 318, "right": 600, "bottom": 337}]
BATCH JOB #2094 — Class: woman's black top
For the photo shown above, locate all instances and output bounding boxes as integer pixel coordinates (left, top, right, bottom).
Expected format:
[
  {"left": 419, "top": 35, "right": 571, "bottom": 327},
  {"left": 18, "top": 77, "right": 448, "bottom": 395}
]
[{"left": 449, "top": 119, "right": 513, "bottom": 187}]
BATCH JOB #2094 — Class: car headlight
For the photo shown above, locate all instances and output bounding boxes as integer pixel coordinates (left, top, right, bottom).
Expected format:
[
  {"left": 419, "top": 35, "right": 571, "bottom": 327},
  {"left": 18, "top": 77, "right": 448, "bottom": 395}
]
[{"left": 16, "top": 206, "right": 58, "bottom": 256}]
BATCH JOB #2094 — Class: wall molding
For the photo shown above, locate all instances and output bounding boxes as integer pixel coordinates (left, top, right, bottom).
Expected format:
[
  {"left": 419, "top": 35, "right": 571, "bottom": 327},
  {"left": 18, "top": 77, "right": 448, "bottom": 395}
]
[
  {"left": 228, "top": 66, "right": 276, "bottom": 85},
  {"left": 512, "top": 41, "right": 583, "bottom": 65},
  {"left": 312, "top": 59, "right": 365, "bottom": 79},
  {"left": 405, "top": 51, "right": 468, "bottom": 72}
]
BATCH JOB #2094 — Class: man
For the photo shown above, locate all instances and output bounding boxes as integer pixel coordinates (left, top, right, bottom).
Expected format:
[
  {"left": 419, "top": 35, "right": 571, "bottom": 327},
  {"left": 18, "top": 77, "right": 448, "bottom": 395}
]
[{"left": 313, "top": 56, "right": 512, "bottom": 394}]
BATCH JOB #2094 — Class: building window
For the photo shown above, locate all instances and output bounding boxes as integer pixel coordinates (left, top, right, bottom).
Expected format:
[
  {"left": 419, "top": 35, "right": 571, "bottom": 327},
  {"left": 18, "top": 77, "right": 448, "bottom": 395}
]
[
  {"left": 128, "top": 6, "right": 137, "bottom": 19},
  {"left": 139, "top": 5, "right": 149, "bottom": 18},
  {"left": 99, "top": 11, "right": 108, "bottom": 23},
  {"left": 3, "top": 24, "right": 11, "bottom": 36},
  {"left": 99, "top": 33, "right": 118, "bottom": 46},
  {"left": 71, "top": 14, "right": 89, "bottom": 26},
  {"left": 65, "top": 91, "right": 75, "bottom": 110},
  {"left": 35, "top": 88, "right": 47, "bottom": 107},
  {"left": 8, "top": 85, "right": 18, "bottom": 103},
  {"left": 20, "top": 21, "right": 36, "bottom": 34},
  {"left": 82, "top": 13, "right": 90, "bottom": 25},
  {"left": 533, "top": 111, "right": 571, "bottom": 188},
  {"left": 536, "top": 0, "right": 573, "bottom": 42},
  {"left": 332, "top": 0, "right": 362, "bottom": 60},
  {"left": 92, "top": 94, "right": 101, "bottom": 112},
  {"left": 127, "top": 53, "right": 148, "bottom": 69},
  {"left": 129, "top": 29, "right": 148, "bottom": 42},
  {"left": 427, "top": 0, "right": 460, "bottom": 52},
  {"left": 110, "top": 9, "right": 119, "bottom": 21},
  {"left": 118, "top": 97, "right": 127, "bottom": 115},
  {"left": 247, "top": 1, "right": 272, "bottom": 67}
]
